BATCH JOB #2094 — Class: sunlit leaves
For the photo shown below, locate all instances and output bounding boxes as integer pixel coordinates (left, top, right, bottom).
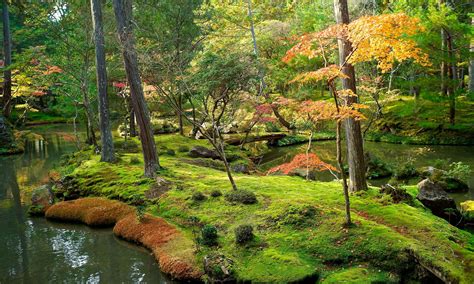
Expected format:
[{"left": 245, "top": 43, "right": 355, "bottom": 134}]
[{"left": 284, "top": 13, "right": 431, "bottom": 73}]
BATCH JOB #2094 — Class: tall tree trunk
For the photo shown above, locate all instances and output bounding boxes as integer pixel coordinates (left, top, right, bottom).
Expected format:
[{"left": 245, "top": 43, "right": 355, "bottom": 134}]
[
  {"left": 2, "top": 0, "right": 12, "bottom": 117},
  {"left": 333, "top": 0, "right": 367, "bottom": 192},
  {"left": 177, "top": 94, "right": 184, "bottom": 135},
  {"left": 446, "top": 30, "right": 456, "bottom": 125},
  {"left": 246, "top": 0, "right": 293, "bottom": 131},
  {"left": 91, "top": 0, "right": 115, "bottom": 162},
  {"left": 113, "top": 0, "right": 159, "bottom": 177},
  {"left": 470, "top": 17, "right": 474, "bottom": 94},
  {"left": 439, "top": 0, "right": 448, "bottom": 96}
]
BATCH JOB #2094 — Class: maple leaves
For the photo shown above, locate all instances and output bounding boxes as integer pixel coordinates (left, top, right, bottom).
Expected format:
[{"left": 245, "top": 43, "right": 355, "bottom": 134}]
[
  {"left": 283, "top": 13, "right": 430, "bottom": 73},
  {"left": 267, "top": 153, "right": 337, "bottom": 175}
]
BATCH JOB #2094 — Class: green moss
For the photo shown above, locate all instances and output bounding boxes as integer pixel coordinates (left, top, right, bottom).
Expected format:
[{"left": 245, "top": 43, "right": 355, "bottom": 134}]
[
  {"left": 321, "top": 267, "right": 397, "bottom": 283},
  {"left": 57, "top": 134, "right": 474, "bottom": 283}
]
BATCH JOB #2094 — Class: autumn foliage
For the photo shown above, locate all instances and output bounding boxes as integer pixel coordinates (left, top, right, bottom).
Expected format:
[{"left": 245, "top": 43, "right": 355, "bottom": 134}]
[
  {"left": 267, "top": 153, "right": 337, "bottom": 175},
  {"left": 283, "top": 13, "right": 430, "bottom": 72}
]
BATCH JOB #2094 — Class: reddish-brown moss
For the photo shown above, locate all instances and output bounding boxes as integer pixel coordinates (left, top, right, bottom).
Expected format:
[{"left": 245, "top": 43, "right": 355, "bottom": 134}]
[
  {"left": 45, "top": 198, "right": 202, "bottom": 280},
  {"left": 114, "top": 214, "right": 202, "bottom": 280},
  {"left": 45, "top": 197, "right": 133, "bottom": 226}
]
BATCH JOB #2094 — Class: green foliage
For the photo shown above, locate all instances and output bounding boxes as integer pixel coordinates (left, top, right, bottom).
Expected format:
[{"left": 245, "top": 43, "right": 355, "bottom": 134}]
[
  {"left": 446, "top": 162, "right": 471, "bottom": 182},
  {"left": 200, "top": 224, "right": 218, "bottom": 246},
  {"left": 393, "top": 161, "right": 418, "bottom": 181},
  {"left": 235, "top": 224, "right": 254, "bottom": 245},
  {"left": 178, "top": 145, "right": 190, "bottom": 152},
  {"left": 129, "top": 156, "right": 140, "bottom": 165},
  {"left": 225, "top": 189, "right": 257, "bottom": 205},
  {"left": 136, "top": 205, "right": 146, "bottom": 222}
]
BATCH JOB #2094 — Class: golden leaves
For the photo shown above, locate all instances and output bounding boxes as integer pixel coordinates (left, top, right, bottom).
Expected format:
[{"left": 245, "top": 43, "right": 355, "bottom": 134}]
[
  {"left": 283, "top": 13, "right": 431, "bottom": 73},
  {"left": 290, "top": 65, "right": 347, "bottom": 84}
]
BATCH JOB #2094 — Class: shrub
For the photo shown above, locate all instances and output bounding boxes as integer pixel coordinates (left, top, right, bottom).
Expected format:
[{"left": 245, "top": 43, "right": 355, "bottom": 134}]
[
  {"left": 201, "top": 224, "right": 218, "bottom": 246},
  {"left": 166, "top": 149, "right": 176, "bottom": 156},
  {"left": 225, "top": 190, "right": 257, "bottom": 204},
  {"left": 379, "top": 184, "right": 414, "bottom": 205},
  {"left": 393, "top": 162, "right": 418, "bottom": 180},
  {"left": 114, "top": 139, "right": 140, "bottom": 153},
  {"left": 446, "top": 162, "right": 471, "bottom": 182},
  {"left": 210, "top": 189, "right": 222, "bottom": 197},
  {"left": 192, "top": 191, "right": 206, "bottom": 201},
  {"left": 129, "top": 156, "right": 140, "bottom": 164},
  {"left": 178, "top": 145, "right": 189, "bottom": 152},
  {"left": 235, "top": 224, "right": 254, "bottom": 244}
]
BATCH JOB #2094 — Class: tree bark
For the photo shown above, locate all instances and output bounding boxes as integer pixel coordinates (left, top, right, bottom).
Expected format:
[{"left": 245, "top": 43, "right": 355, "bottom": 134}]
[
  {"left": 333, "top": 0, "right": 367, "bottom": 192},
  {"left": 91, "top": 0, "right": 115, "bottom": 162},
  {"left": 446, "top": 30, "right": 456, "bottom": 125},
  {"left": 113, "top": 0, "right": 159, "bottom": 177},
  {"left": 470, "top": 17, "right": 474, "bottom": 94},
  {"left": 2, "top": 0, "right": 12, "bottom": 117}
]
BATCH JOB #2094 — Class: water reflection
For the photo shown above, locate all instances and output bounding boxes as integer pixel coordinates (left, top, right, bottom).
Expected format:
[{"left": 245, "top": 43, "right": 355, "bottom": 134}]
[{"left": 0, "top": 125, "right": 170, "bottom": 283}]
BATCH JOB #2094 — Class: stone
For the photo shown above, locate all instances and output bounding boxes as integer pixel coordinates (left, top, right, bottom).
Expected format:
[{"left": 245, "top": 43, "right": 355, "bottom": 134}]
[
  {"left": 29, "top": 184, "right": 54, "bottom": 215},
  {"left": 188, "top": 146, "right": 220, "bottom": 160},
  {"left": 144, "top": 177, "right": 172, "bottom": 200},
  {"left": 231, "top": 163, "right": 249, "bottom": 174},
  {"left": 416, "top": 179, "right": 459, "bottom": 220}
]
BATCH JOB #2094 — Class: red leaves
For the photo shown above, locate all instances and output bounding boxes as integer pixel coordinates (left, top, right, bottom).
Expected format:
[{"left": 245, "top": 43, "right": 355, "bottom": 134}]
[
  {"left": 43, "top": 65, "right": 62, "bottom": 75},
  {"left": 113, "top": 81, "right": 127, "bottom": 88},
  {"left": 267, "top": 153, "right": 338, "bottom": 175}
]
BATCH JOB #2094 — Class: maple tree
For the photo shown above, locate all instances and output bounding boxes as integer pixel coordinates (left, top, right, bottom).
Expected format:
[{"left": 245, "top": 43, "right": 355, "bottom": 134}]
[{"left": 267, "top": 153, "right": 338, "bottom": 178}]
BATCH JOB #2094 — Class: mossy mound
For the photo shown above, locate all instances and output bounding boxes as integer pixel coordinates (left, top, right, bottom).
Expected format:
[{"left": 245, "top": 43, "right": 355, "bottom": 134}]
[{"left": 56, "top": 134, "right": 474, "bottom": 283}]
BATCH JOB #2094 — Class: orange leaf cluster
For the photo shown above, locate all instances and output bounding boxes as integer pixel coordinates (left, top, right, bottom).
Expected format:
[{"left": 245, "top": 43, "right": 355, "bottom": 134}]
[
  {"left": 283, "top": 13, "right": 430, "bottom": 73},
  {"left": 289, "top": 65, "right": 347, "bottom": 84},
  {"left": 267, "top": 153, "right": 338, "bottom": 175},
  {"left": 43, "top": 65, "right": 63, "bottom": 75}
]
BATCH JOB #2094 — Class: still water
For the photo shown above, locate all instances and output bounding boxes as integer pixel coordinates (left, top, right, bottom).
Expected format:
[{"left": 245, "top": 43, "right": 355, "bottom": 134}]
[
  {"left": 0, "top": 125, "right": 169, "bottom": 283},
  {"left": 257, "top": 140, "right": 474, "bottom": 204}
]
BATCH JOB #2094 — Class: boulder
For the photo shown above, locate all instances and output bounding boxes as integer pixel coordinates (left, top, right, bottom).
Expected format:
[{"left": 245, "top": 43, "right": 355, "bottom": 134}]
[
  {"left": 144, "top": 177, "right": 172, "bottom": 200},
  {"left": 231, "top": 163, "right": 250, "bottom": 174},
  {"left": 188, "top": 146, "right": 220, "bottom": 160},
  {"left": 460, "top": 200, "right": 474, "bottom": 222},
  {"left": 29, "top": 184, "right": 54, "bottom": 215},
  {"left": 418, "top": 167, "right": 469, "bottom": 193},
  {"left": 416, "top": 179, "right": 458, "bottom": 219}
]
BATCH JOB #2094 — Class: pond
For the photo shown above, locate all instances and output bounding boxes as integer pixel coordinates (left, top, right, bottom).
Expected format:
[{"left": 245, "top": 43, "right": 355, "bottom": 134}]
[
  {"left": 256, "top": 140, "right": 474, "bottom": 205},
  {"left": 0, "top": 124, "right": 171, "bottom": 283}
]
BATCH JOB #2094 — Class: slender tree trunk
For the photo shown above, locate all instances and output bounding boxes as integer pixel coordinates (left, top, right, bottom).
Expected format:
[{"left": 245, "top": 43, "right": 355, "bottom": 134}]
[
  {"left": 177, "top": 94, "right": 184, "bottom": 135},
  {"left": 113, "top": 0, "right": 159, "bottom": 177},
  {"left": 333, "top": 0, "right": 367, "bottom": 192},
  {"left": 470, "top": 17, "right": 474, "bottom": 94},
  {"left": 91, "top": 0, "right": 115, "bottom": 162},
  {"left": 446, "top": 31, "right": 456, "bottom": 125},
  {"left": 2, "top": 0, "right": 12, "bottom": 117},
  {"left": 439, "top": 0, "right": 448, "bottom": 96}
]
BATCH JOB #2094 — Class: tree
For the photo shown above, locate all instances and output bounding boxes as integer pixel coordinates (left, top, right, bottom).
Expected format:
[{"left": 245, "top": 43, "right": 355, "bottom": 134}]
[
  {"left": 2, "top": 0, "right": 12, "bottom": 117},
  {"left": 113, "top": 0, "right": 160, "bottom": 177},
  {"left": 90, "top": 0, "right": 115, "bottom": 162},
  {"left": 333, "top": 0, "right": 367, "bottom": 192}
]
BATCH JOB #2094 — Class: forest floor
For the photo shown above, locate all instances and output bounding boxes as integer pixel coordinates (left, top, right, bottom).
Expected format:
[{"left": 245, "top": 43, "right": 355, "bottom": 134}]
[{"left": 50, "top": 134, "right": 474, "bottom": 283}]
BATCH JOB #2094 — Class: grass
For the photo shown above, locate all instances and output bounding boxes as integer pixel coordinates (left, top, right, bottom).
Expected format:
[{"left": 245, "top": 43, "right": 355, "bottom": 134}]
[{"left": 55, "top": 133, "right": 474, "bottom": 283}]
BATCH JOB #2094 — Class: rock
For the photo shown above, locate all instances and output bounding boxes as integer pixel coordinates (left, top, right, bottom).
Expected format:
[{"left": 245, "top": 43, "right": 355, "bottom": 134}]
[
  {"left": 203, "top": 253, "right": 235, "bottom": 283},
  {"left": 188, "top": 146, "right": 220, "bottom": 160},
  {"left": 419, "top": 166, "right": 446, "bottom": 179},
  {"left": 418, "top": 167, "right": 469, "bottom": 193},
  {"left": 231, "top": 163, "right": 249, "bottom": 174},
  {"left": 416, "top": 179, "right": 459, "bottom": 220},
  {"left": 29, "top": 184, "right": 54, "bottom": 215},
  {"left": 460, "top": 200, "right": 474, "bottom": 222}
]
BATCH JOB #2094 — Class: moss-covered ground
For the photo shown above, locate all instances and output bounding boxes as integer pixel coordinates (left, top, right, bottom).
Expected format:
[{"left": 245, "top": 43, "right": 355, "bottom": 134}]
[
  {"left": 365, "top": 95, "right": 474, "bottom": 145},
  {"left": 55, "top": 134, "right": 474, "bottom": 282}
]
